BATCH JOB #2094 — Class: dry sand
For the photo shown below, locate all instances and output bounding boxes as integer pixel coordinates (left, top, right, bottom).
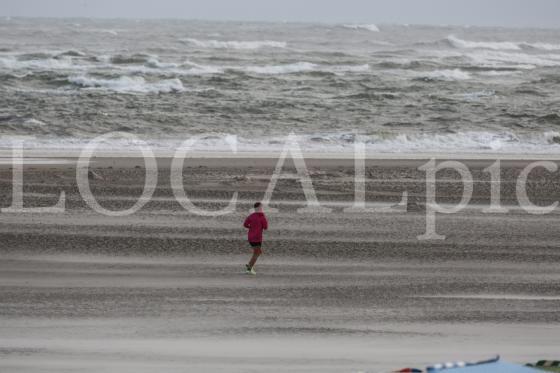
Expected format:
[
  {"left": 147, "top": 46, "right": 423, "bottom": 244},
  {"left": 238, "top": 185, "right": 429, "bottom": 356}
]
[{"left": 0, "top": 156, "right": 559, "bottom": 372}]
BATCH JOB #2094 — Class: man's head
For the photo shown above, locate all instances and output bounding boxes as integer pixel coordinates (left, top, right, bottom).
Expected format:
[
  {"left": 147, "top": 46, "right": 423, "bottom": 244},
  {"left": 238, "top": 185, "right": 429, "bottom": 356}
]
[{"left": 254, "top": 202, "right": 263, "bottom": 212}]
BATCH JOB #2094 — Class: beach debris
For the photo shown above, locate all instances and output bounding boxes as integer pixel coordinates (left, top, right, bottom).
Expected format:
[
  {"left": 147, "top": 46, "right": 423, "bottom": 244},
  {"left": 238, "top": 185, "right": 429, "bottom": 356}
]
[{"left": 425, "top": 355, "right": 541, "bottom": 372}]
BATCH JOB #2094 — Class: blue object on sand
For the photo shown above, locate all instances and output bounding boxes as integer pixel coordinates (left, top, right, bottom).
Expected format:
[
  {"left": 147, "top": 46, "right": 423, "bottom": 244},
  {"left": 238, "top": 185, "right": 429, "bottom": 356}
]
[{"left": 444, "top": 362, "right": 542, "bottom": 372}]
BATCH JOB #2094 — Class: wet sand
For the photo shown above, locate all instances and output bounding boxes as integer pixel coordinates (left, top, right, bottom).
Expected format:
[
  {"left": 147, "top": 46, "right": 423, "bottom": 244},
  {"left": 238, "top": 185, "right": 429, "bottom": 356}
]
[{"left": 0, "top": 156, "right": 559, "bottom": 372}]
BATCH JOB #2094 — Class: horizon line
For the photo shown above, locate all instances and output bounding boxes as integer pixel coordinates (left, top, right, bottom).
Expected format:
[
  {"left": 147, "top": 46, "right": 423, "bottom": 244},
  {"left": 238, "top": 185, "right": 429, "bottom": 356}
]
[{"left": 1, "top": 15, "right": 560, "bottom": 30}]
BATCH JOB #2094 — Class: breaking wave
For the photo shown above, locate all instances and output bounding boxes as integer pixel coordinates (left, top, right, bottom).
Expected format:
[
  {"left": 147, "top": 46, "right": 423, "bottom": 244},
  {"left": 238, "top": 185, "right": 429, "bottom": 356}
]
[
  {"left": 181, "top": 38, "right": 287, "bottom": 49},
  {"left": 23, "top": 118, "right": 47, "bottom": 127},
  {"left": 243, "top": 62, "right": 317, "bottom": 75},
  {"left": 7, "top": 131, "right": 560, "bottom": 155},
  {"left": 359, "top": 131, "right": 560, "bottom": 153},
  {"left": 241, "top": 62, "right": 370, "bottom": 75},
  {"left": 465, "top": 50, "right": 560, "bottom": 69},
  {"left": 67, "top": 75, "right": 186, "bottom": 93},
  {"left": 342, "top": 24, "right": 380, "bottom": 32},
  {"left": 122, "top": 61, "right": 370, "bottom": 76},
  {"left": 120, "top": 60, "right": 369, "bottom": 76},
  {"left": 447, "top": 35, "right": 560, "bottom": 51},
  {"left": 447, "top": 35, "right": 521, "bottom": 50},
  {"left": 0, "top": 55, "right": 79, "bottom": 71},
  {"left": 522, "top": 42, "right": 560, "bottom": 51}
]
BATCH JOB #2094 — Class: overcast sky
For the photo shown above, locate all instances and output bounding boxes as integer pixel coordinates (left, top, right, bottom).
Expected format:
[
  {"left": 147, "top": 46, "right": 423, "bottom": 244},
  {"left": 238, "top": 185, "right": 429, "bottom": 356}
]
[{"left": 2, "top": 0, "right": 560, "bottom": 28}]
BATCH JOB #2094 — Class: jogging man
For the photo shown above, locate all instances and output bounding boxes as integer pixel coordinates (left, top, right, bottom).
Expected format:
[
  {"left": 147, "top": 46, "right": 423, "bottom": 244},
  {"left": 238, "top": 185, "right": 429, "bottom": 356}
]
[{"left": 243, "top": 202, "right": 268, "bottom": 275}]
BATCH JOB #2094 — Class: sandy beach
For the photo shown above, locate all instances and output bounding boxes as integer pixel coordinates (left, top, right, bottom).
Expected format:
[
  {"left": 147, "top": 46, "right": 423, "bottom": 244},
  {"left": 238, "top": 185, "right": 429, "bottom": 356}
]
[
  {"left": 0, "top": 156, "right": 559, "bottom": 372},
  {"left": 2, "top": 7, "right": 560, "bottom": 372}
]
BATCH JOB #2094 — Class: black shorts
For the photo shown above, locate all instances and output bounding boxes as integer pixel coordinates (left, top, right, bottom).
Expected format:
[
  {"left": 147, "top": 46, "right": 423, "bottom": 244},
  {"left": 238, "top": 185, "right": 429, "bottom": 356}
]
[{"left": 249, "top": 242, "right": 262, "bottom": 248}]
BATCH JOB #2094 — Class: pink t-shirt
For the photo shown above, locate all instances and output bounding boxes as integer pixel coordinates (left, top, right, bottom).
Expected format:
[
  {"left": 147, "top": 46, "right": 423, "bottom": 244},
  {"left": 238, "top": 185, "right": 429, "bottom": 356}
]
[{"left": 243, "top": 212, "right": 268, "bottom": 242}]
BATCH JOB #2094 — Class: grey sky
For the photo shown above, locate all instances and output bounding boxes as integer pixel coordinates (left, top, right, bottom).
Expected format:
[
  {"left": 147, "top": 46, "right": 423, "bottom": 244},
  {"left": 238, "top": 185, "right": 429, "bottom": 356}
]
[{"left": 2, "top": 0, "right": 560, "bottom": 28}]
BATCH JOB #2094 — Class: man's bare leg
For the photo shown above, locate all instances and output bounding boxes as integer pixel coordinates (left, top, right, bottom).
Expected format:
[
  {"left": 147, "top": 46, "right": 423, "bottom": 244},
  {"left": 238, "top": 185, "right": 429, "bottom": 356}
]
[{"left": 248, "top": 248, "right": 261, "bottom": 269}]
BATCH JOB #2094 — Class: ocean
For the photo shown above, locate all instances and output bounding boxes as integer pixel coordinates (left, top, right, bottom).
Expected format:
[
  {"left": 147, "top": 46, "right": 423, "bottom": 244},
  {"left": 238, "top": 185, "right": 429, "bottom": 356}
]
[{"left": 1, "top": 18, "right": 560, "bottom": 154}]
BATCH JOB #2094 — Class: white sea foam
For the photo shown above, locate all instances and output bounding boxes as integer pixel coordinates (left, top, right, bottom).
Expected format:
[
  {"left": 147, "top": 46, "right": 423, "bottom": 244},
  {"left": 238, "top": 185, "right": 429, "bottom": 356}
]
[
  {"left": 23, "top": 119, "right": 47, "bottom": 127},
  {"left": 95, "top": 55, "right": 112, "bottom": 64},
  {"left": 329, "top": 64, "right": 371, "bottom": 73},
  {"left": 145, "top": 57, "right": 179, "bottom": 69},
  {"left": 10, "top": 131, "right": 560, "bottom": 155},
  {"left": 0, "top": 56, "right": 78, "bottom": 71},
  {"left": 119, "top": 59, "right": 368, "bottom": 77},
  {"left": 181, "top": 60, "right": 224, "bottom": 75},
  {"left": 467, "top": 50, "right": 560, "bottom": 69},
  {"left": 354, "top": 131, "right": 560, "bottom": 153},
  {"left": 343, "top": 24, "right": 380, "bottom": 32},
  {"left": 304, "top": 130, "right": 560, "bottom": 154},
  {"left": 429, "top": 48, "right": 560, "bottom": 69},
  {"left": 371, "top": 131, "right": 560, "bottom": 153},
  {"left": 103, "top": 54, "right": 186, "bottom": 72},
  {"left": 448, "top": 35, "right": 560, "bottom": 52},
  {"left": 523, "top": 42, "right": 560, "bottom": 51},
  {"left": 68, "top": 75, "right": 186, "bottom": 93},
  {"left": 447, "top": 35, "right": 521, "bottom": 50},
  {"left": 243, "top": 62, "right": 317, "bottom": 75},
  {"left": 477, "top": 70, "right": 521, "bottom": 77},
  {"left": 122, "top": 60, "right": 223, "bottom": 76},
  {"left": 181, "top": 38, "right": 287, "bottom": 49},
  {"left": 242, "top": 62, "right": 369, "bottom": 75}
]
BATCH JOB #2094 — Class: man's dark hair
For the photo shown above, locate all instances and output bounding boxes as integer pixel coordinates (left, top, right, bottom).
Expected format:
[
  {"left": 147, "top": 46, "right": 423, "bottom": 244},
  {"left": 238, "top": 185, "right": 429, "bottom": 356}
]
[{"left": 254, "top": 202, "right": 262, "bottom": 209}]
